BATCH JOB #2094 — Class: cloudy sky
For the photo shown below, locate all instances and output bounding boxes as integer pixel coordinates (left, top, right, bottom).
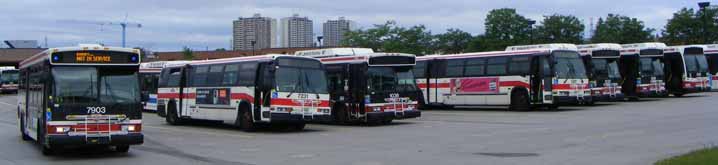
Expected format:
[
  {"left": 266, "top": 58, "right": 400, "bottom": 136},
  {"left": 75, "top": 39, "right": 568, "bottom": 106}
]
[{"left": 0, "top": 0, "right": 705, "bottom": 51}]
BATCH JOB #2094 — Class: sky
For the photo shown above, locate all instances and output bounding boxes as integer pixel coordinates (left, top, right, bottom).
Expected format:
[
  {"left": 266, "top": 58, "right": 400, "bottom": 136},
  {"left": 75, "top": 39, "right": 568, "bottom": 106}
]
[{"left": 0, "top": 0, "right": 707, "bottom": 51}]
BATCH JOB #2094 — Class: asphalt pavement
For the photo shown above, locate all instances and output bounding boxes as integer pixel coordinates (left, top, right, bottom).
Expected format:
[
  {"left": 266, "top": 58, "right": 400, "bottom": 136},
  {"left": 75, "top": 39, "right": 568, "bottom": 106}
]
[{"left": 0, "top": 93, "right": 717, "bottom": 165}]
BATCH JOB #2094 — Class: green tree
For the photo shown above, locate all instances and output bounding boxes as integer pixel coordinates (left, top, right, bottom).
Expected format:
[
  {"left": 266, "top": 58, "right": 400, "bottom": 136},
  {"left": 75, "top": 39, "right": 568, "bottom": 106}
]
[
  {"left": 182, "top": 46, "right": 194, "bottom": 60},
  {"left": 343, "top": 21, "right": 435, "bottom": 55},
  {"left": 591, "top": 14, "right": 655, "bottom": 44},
  {"left": 433, "top": 28, "right": 473, "bottom": 54},
  {"left": 662, "top": 7, "right": 718, "bottom": 45},
  {"left": 482, "top": 8, "right": 532, "bottom": 51},
  {"left": 535, "top": 14, "right": 585, "bottom": 44},
  {"left": 465, "top": 34, "right": 487, "bottom": 52}
]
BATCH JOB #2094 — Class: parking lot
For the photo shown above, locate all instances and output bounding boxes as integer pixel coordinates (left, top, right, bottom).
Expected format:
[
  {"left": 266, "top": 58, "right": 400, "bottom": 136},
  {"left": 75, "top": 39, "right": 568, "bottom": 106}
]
[{"left": 0, "top": 92, "right": 717, "bottom": 165}]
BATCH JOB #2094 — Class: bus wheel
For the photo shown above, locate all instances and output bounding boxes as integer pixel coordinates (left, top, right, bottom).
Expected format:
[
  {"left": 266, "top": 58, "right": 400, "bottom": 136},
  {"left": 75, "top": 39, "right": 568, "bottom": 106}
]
[
  {"left": 289, "top": 123, "right": 306, "bottom": 131},
  {"left": 509, "top": 89, "right": 531, "bottom": 111},
  {"left": 333, "top": 105, "right": 348, "bottom": 124},
  {"left": 115, "top": 145, "right": 130, "bottom": 153},
  {"left": 165, "top": 103, "right": 183, "bottom": 125},
  {"left": 238, "top": 108, "right": 256, "bottom": 132},
  {"left": 19, "top": 116, "right": 31, "bottom": 141}
]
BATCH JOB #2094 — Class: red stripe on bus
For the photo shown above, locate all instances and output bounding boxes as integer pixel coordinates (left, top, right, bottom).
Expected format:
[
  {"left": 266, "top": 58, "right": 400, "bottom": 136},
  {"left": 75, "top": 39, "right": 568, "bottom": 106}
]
[
  {"left": 230, "top": 93, "right": 254, "bottom": 102},
  {"left": 270, "top": 98, "right": 330, "bottom": 107}
]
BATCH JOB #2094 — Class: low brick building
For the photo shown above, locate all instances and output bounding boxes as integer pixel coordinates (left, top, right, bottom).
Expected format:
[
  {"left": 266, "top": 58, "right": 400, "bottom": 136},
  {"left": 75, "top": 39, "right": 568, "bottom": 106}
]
[
  {"left": 155, "top": 47, "right": 337, "bottom": 61},
  {"left": 0, "top": 48, "right": 47, "bottom": 67}
]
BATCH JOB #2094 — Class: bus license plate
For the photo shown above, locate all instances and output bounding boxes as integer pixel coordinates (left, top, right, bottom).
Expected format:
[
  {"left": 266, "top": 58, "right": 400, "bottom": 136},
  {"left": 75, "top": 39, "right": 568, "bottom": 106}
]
[{"left": 87, "top": 137, "right": 110, "bottom": 144}]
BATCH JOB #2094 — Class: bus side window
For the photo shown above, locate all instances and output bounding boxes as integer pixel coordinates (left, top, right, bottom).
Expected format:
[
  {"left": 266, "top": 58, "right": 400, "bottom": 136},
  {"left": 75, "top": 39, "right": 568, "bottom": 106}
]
[
  {"left": 414, "top": 61, "right": 426, "bottom": 78},
  {"left": 542, "top": 57, "right": 552, "bottom": 77},
  {"left": 509, "top": 56, "right": 531, "bottom": 75},
  {"left": 192, "top": 66, "right": 209, "bottom": 87},
  {"left": 445, "top": 59, "right": 465, "bottom": 77},
  {"left": 222, "top": 64, "right": 240, "bottom": 86},
  {"left": 167, "top": 68, "right": 182, "bottom": 87},
  {"left": 465, "top": 58, "right": 486, "bottom": 77},
  {"left": 207, "top": 65, "right": 225, "bottom": 86},
  {"left": 238, "top": 62, "right": 257, "bottom": 86},
  {"left": 486, "top": 57, "right": 508, "bottom": 76}
]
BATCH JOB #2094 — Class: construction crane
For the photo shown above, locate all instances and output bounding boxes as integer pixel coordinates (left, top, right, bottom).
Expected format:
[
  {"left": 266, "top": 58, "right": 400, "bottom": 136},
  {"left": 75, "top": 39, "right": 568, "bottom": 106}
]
[{"left": 58, "top": 14, "right": 142, "bottom": 47}]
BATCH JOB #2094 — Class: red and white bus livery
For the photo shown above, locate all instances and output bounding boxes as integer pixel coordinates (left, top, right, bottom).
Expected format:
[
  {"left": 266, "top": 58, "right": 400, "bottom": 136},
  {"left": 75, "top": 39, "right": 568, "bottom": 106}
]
[
  {"left": 663, "top": 45, "right": 710, "bottom": 96},
  {"left": 18, "top": 44, "right": 143, "bottom": 154},
  {"left": 620, "top": 43, "right": 668, "bottom": 98},
  {"left": 140, "top": 61, "right": 190, "bottom": 112},
  {"left": 157, "top": 55, "right": 331, "bottom": 131},
  {"left": 415, "top": 44, "right": 590, "bottom": 111},
  {"left": 296, "top": 48, "right": 421, "bottom": 124},
  {"left": 702, "top": 44, "right": 718, "bottom": 91},
  {"left": 577, "top": 44, "right": 624, "bottom": 102}
]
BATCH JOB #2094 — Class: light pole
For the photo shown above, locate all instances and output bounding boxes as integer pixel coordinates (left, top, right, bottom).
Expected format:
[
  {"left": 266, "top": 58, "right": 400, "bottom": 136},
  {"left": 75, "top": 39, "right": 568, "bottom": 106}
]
[
  {"left": 699, "top": 2, "right": 710, "bottom": 44},
  {"left": 317, "top": 36, "right": 324, "bottom": 48},
  {"left": 251, "top": 40, "right": 256, "bottom": 56},
  {"left": 527, "top": 19, "right": 536, "bottom": 44}
]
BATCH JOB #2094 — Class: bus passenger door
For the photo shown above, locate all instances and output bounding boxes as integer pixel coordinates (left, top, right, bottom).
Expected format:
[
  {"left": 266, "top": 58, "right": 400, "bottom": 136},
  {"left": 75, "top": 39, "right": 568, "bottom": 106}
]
[
  {"left": 179, "top": 67, "right": 190, "bottom": 117},
  {"left": 428, "top": 60, "right": 446, "bottom": 105},
  {"left": 541, "top": 57, "right": 554, "bottom": 104},
  {"left": 530, "top": 56, "right": 542, "bottom": 103}
]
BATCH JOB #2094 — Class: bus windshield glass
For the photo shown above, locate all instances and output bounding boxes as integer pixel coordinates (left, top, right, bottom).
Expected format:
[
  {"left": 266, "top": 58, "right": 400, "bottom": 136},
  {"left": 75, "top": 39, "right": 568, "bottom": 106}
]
[
  {"left": 367, "top": 66, "right": 418, "bottom": 93},
  {"left": 592, "top": 59, "right": 620, "bottom": 80},
  {"left": 275, "top": 67, "right": 328, "bottom": 94},
  {"left": 1, "top": 70, "right": 18, "bottom": 83},
  {"left": 553, "top": 51, "right": 587, "bottom": 79},
  {"left": 640, "top": 57, "right": 664, "bottom": 77},
  {"left": 684, "top": 54, "right": 709, "bottom": 74},
  {"left": 53, "top": 67, "right": 139, "bottom": 104}
]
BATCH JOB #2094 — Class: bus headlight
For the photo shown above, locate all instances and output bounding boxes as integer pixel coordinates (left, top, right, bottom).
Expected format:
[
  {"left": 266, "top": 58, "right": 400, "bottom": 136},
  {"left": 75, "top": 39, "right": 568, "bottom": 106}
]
[
  {"left": 373, "top": 107, "right": 382, "bottom": 112},
  {"left": 122, "top": 125, "right": 141, "bottom": 132},
  {"left": 55, "top": 126, "right": 70, "bottom": 133}
]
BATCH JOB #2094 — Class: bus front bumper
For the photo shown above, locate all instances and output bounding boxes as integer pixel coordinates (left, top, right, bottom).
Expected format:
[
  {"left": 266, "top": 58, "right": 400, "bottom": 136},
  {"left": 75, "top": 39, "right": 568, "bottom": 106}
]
[
  {"left": 47, "top": 133, "right": 144, "bottom": 146},
  {"left": 555, "top": 96, "right": 593, "bottom": 104},
  {"left": 269, "top": 113, "right": 332, "bottom": 123},
  {"left": 366, "top": 110, "right": 421, "bottom": 121}
]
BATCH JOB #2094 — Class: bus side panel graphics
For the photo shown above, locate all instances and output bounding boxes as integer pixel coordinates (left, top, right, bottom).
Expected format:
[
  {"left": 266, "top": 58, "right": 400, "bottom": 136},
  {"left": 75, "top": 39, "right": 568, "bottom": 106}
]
[{"left": 421, "top": 76, "right": 531, "bottom": 106}]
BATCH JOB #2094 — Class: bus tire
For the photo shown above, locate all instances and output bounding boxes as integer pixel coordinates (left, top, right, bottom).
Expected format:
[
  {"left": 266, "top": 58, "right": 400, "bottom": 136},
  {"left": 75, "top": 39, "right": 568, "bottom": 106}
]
[
  {"left": 237, "top": 106, "right": 256, "bottom": 132},
  {"left": 509, "top": 88, "right": 531, "bottom": 111},
  {"left": 115, "top": 145, "right": 130, "bottom": 153},
  {"left": 19, "top": 115, "right": 31, "bottom": 141},
  {"left": 165, "top": 101, "right": 183, "bottom": 125},
  {"left": 289, "top": 123, "right": 306, "bottom": 131},
  {"left": 333, "top": 104, "right": 348, "bottom": 124}
]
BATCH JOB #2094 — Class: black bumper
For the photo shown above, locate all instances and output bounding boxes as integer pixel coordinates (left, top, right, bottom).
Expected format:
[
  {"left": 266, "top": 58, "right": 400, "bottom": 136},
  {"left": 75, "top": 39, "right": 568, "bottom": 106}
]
[
  {"left": 269, "top": 113, "right": 332, "bottom": 123},
  {"left": 47, "top": 133, "right": 143, "bottom": 146},
  {"left": 593, "top": 93, "right": 625, "bottom": 102},
  {"left": 555, "top": 96, "right": 592, "bottom": 104},
  {"left": 366, "top": 110, "right": 421, "bottom": 122}
]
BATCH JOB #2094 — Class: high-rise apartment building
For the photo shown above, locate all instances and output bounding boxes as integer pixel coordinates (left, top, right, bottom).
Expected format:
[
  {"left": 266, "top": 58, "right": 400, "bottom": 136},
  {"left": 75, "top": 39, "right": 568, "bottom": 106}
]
[
  {"left": 280, "top": 14, "right": 314, "bottom": 48},
  {"left": 322, "top": 17, "right": 356, "bottom": 47},
  {"left": 233, "top": 14, "right": 277, "bottom": 50}
]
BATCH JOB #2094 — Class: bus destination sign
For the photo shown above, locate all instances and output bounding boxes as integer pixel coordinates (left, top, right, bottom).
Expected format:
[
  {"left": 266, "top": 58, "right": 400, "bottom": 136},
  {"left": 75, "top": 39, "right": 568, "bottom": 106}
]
[
  {"left": 76, "top": 52, "right": 112, "bottom": 63},
  {"left": 51, "top": 51, "right": 140, "bottom": 64}
]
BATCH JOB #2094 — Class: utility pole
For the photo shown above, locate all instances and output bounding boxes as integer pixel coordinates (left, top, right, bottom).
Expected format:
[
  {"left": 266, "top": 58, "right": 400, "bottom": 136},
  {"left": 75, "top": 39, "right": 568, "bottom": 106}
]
[
  {"left": 699, "top": 2, "right": 710, "bottom": 44},
  {"left": 527, "top": 19, "right": 536, "bottom": 44}
]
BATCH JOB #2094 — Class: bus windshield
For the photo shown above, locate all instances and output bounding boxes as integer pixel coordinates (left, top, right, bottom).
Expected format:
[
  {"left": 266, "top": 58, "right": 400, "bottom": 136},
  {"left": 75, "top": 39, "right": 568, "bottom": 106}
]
[
  {"left": 275, "top": 67, "right": 328, "bottom": 94},
  {"left": 1, "top": 70, "right": 18, "bottom": 83},
  {"left": 640, "top": 57, "right": 664, "bottom": 77},
  {"left": 592, "top": 59, "right": 620, "bottom": 80},
  {"left": 367, "top": 66, "right": 418, "bottom": 93},
  {"left": 553, "top": 51, "right": 587, "bottom": 79},
  {"left": 684, "top": 54, "right": 709, "bottom": 74},
  {"left": 53, "top": 67, "right": 139, "bottom": 104}
]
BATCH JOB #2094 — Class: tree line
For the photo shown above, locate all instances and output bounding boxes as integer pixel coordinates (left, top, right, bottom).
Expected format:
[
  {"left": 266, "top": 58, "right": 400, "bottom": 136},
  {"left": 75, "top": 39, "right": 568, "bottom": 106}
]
[{"left": 342, "top": 7, "right": 718, "bottom": 56}]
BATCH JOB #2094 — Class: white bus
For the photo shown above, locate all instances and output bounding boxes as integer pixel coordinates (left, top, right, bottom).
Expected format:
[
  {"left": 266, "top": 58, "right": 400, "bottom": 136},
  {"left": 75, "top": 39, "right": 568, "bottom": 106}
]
[
  {"left": 415, "top": 44, "right": 590, "bottom": 111},
  {"left": 702, "top": 44, "right": 718, "bottom": 91},
  {"left": 139, "top": 61, "right": 190, "bottom": 112},
  {"left": 18, "top": 44, "right": 143, "bottom": 154},
  {"left": 157, "top": 55, "right": 331, "bottom": 131},
  {"left": 295, "top": 48, "right": 421, "bottom": 125},
  {"left": 663, "top": 45, "right": 710, "bottom": 96},
  {"left": 620, "top": 43, "right": 668, "bottom": 99},
  {"left": 577, "top": 44, "right": 624, "bottom": 102}
]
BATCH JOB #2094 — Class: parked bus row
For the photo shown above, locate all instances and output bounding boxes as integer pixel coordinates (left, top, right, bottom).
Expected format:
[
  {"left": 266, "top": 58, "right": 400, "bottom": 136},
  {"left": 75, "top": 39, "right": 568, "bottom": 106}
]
[{"left": 17, "top": 42, "right": 716, "bottom": 155}]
